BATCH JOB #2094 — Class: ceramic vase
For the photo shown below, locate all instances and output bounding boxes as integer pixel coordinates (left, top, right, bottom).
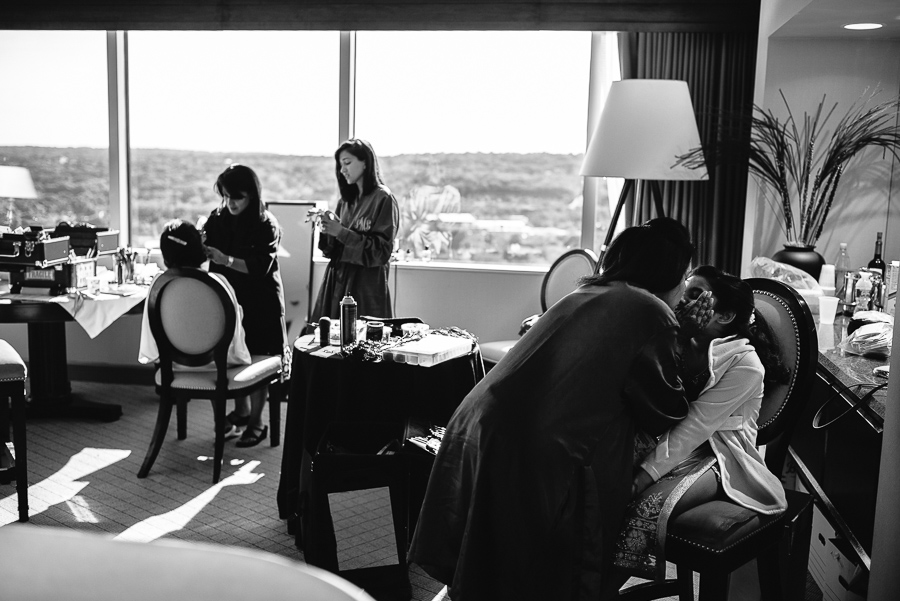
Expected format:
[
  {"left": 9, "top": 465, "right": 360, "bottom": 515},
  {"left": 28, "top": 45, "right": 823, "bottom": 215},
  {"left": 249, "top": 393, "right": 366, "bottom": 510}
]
[{"left": 772, "top": 244, "right": 825, "bottom": 281}]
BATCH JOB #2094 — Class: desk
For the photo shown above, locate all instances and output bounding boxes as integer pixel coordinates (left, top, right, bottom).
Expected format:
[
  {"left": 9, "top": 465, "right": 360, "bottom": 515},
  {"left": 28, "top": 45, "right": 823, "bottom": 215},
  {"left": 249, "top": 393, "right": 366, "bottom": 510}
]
[
  {"left": 0, "top": 291, "right": 146, "bottom": 422},
  {"left": 276, "top": 336, "right": 485, "bottom": 551},
  {"left": 790, "top": 314, "right": 889, "bottom": 577}
]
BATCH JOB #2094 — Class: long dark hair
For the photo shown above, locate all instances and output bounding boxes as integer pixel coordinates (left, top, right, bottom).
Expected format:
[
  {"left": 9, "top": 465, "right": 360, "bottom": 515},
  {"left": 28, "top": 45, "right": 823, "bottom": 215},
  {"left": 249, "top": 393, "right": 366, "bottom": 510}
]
[
  {"left": 334, "top": 138, "right": 384, "bottom": 202},
  {"left": 691, "top": 265, "right": 790, "bottom": 387},
  {"left": 213, "top": 164, "right": 265, "bottom": 220},
  {"left": 580, "top": 217, "right": 694, "bottom": 295}
]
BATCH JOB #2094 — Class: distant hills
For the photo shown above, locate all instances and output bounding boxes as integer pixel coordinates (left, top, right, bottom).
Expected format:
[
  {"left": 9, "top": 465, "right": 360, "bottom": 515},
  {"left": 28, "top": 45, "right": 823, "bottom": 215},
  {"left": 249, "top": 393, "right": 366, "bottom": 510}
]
[{"left": 0, "top": 146, "right": 607, "bottom": 263}]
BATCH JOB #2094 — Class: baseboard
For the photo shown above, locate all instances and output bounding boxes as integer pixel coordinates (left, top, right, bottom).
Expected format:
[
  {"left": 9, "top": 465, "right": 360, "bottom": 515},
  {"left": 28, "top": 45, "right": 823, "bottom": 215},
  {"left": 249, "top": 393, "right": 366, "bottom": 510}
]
[{"left": 68, "top": 363, "right": 156, "bottom": 386}]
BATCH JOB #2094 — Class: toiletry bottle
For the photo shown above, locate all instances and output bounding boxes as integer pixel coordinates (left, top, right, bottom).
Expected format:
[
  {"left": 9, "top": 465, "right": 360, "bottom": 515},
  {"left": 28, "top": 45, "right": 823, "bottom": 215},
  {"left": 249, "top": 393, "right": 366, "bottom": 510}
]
[
  {"left": 340, "top": 295, "right": 357, "bottom": 348},
  {"left": 835, "top": 243, "right": 851, "bottom": 297}
]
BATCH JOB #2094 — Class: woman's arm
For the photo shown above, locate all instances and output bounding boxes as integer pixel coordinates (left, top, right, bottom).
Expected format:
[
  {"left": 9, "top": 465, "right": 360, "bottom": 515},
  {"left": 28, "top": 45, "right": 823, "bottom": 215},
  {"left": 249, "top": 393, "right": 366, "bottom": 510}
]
[
  {"left": 640, "top": 357, "right": 764, "bottom": 482},
  {"left": 623, "top": 326, "right": 689, "bottom": 437},
  {"left": 328, "top": 190, "right": 398, "bottom": 267}
]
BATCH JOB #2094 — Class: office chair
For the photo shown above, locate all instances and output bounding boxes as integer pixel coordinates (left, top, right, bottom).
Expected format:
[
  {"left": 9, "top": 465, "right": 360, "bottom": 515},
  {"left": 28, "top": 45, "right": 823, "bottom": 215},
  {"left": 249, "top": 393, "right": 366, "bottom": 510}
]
[
  {"left": 480, "top": 248, "right": 598, "bottom": 369},
  {"left": 619, "top": 277, "right": 817, "bottom": 601},
  {"left": 0, "top": 339, "right": 28, "bottom": 522},
  {"left": 137, "top": 268, "right": 283, "bottom": 483}
]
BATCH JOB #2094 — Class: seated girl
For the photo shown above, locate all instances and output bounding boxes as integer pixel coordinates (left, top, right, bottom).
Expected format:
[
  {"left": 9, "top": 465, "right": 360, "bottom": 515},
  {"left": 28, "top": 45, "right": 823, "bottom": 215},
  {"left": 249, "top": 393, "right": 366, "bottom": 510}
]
[
  {"left": 613, "top": 265, "right": 790, "bottom": 581},
  {"left": 138, "top": 219, "right": 251, "bottom": 377}
]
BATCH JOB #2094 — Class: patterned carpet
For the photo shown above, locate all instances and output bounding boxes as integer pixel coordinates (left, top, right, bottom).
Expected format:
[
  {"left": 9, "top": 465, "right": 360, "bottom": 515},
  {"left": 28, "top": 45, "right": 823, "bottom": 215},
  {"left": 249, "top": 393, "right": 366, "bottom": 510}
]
[{"left": 0, "top": 380, "right": 823, "bottom": 601}]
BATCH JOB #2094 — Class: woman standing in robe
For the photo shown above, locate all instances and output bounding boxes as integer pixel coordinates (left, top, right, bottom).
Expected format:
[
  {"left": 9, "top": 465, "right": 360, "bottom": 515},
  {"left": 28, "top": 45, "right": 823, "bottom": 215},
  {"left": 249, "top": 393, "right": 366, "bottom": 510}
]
[
  {"left": 311, "top": 138, "right": 399, "bottom": 320},
  {"left": 408, "top": 218, "right": 698, "bottom": 601},
  {"left": 202, "top": 164, "right": 286, "bottom": 447}
]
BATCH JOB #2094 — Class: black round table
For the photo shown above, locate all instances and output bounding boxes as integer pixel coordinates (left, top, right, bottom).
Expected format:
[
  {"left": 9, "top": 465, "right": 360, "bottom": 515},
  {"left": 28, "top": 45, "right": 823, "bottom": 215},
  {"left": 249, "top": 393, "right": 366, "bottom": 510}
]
[{"left": 0, "top": 299, "right": 141, "bottom": 422}]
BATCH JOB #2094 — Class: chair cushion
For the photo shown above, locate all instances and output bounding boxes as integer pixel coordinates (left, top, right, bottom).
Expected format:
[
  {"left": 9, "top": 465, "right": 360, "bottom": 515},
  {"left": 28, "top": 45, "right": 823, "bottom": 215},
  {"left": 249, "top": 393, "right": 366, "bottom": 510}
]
[
  {"left": 155, "top": 354, "right": 282, "bottom": 392},
  {"left": 666, "top": 489, "right": 810, "bottom": 568},
  {"left": 480, "top": 340, "right": 516, "bottom": 364},
  {"left": 0, "top": 340, "right": 26, "bottom": 381}
]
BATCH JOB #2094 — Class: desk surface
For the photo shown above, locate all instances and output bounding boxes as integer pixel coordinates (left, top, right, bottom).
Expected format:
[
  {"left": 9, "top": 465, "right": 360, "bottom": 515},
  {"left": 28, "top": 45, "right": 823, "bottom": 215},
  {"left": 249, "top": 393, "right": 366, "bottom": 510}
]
[{"left": 815, "top": 314, "right": 889, "bottom": 424}]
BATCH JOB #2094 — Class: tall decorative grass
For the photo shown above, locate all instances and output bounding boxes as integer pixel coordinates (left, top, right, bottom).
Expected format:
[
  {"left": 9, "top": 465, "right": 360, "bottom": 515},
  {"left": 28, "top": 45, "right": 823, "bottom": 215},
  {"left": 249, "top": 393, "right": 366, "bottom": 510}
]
[{"left": 678, "top": 90, "right": 900, "bottom": 247}]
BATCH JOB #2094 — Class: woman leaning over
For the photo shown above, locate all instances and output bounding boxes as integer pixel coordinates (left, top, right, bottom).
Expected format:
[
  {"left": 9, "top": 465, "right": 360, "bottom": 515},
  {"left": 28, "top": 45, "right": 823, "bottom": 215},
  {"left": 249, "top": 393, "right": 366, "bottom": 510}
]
[
  {"left": 408, "top": 218, "right": 697, "bottom": 601},
  {"left": 311, "top": 138, "right": 399, "bottom": 321},
  {"left": 202, "top": 164, "right": 287, "bottom": 448}
]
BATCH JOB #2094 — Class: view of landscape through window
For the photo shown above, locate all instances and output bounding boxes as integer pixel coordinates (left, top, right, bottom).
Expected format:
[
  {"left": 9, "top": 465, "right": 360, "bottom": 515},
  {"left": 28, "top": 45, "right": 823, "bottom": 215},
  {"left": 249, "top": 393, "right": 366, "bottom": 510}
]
[
  {"left": 0, "top": 31, "right": 110, "bottom": 229},
  {"left": 1, "top": 30, "right": 613, "bottom": 266}
]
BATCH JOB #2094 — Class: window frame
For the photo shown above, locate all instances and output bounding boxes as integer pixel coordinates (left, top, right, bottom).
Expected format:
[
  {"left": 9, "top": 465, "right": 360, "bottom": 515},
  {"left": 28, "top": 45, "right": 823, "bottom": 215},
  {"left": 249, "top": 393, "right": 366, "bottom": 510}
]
[{"left": 107, "top": 29, "right": 614, "bottom": 263}]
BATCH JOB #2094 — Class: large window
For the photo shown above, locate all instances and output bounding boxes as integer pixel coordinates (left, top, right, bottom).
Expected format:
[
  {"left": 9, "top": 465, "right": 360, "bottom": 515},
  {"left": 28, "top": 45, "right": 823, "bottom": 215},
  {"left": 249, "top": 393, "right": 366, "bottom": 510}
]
[
  {"left": 127, "top": 31, "right": 340, "bottom": 247},
  {"left": 355, "top": 31, "right": 594, "bottom": 265},
  {"left": 0, "top": 31, "right": 110, "bottom": 229}
]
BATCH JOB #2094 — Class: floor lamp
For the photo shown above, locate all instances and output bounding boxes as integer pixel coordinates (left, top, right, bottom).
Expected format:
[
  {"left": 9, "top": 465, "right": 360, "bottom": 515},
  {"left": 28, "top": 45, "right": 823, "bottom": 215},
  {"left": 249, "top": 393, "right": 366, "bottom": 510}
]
[
  {"left": 580, "top": 80, "right": 708, "bottom": 272},
  {"left": 0, "top": 166, "right": 38, "bottom": 229}
]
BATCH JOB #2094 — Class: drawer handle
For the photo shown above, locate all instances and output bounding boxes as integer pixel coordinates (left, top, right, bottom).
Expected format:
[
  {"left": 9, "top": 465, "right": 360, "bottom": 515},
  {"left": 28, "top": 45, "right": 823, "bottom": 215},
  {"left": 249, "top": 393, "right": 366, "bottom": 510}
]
[{"left": 0, "top": 241, "right": 21, "bottom": 258}]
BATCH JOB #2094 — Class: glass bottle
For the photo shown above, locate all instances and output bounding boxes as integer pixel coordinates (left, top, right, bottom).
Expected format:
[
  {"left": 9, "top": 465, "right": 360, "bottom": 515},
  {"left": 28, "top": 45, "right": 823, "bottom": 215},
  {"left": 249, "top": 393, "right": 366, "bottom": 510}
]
[
  {"left": 868, "top": 232, "right": 886, "bottom": 278},
  {"left": 835, "top": 243, "right": 851, "bottom": 299}
]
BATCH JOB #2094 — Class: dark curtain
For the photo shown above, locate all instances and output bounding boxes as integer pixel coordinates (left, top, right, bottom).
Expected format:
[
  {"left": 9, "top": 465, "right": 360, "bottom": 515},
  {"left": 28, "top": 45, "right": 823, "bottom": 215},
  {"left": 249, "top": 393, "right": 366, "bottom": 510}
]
[{"left": 619, "top": 31, "right": 757, "bottom": 274}]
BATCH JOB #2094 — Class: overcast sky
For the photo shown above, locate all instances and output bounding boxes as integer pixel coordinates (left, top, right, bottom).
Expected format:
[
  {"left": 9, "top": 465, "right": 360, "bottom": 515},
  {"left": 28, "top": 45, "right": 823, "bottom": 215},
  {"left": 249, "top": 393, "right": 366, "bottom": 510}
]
[{"left": 0, "top": 30, "right": 604, "bottom": 156}]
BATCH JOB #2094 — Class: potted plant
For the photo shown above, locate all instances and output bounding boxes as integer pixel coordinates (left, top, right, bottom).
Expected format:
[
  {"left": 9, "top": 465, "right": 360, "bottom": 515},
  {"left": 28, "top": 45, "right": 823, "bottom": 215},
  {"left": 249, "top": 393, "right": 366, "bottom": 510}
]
[{"left": 679, "top": 89, "right": 900, "bottom": 278}]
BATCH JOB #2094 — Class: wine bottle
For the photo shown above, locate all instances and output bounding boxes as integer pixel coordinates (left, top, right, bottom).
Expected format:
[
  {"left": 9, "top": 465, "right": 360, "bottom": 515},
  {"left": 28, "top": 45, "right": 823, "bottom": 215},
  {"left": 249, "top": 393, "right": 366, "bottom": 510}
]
[{"left": 868, "top": 232, "right": 886, "bottom": 278}]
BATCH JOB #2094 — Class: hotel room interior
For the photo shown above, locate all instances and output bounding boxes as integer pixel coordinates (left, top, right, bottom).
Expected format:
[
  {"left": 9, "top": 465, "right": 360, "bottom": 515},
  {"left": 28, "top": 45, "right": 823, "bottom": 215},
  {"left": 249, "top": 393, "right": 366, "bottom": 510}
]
[{"left": 1, "top": 1, "right": 899, "bottom": 600}]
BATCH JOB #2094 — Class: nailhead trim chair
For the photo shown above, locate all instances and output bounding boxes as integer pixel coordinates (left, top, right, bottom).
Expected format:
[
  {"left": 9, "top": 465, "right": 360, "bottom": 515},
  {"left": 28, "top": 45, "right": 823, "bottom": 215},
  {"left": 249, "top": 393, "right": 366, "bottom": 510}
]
[
  {"left": 481, "top": 248, "right": 598, "bottom": 369},
  {"left": 619, "top": 277, "right": 817, "bottom": 601},
  {"left": 137, "top": 268, "right": 283, "bottom": 483},
  {"left": 0, "top": 339, "right": 28, "bottom": 522}
]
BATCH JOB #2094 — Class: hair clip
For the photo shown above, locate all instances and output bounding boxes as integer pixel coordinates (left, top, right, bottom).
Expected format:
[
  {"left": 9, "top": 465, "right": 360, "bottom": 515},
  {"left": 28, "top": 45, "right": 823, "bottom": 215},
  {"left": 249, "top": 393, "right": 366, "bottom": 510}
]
[
  {"left": 167, "top": 235, "right": 188, "bottom": 246},
  {"left": 748, "top": 310, "right": 757, "bottom": 325}
]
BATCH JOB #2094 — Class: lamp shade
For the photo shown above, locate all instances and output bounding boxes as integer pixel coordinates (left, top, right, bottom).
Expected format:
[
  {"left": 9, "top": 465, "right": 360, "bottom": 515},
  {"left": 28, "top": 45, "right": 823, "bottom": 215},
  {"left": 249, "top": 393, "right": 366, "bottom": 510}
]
[
  {"left": 0, "top": 166, "right": 38, "bottom": 199},
  {"left": 581, "top": 79, "right": 708, "bottom": 181}
]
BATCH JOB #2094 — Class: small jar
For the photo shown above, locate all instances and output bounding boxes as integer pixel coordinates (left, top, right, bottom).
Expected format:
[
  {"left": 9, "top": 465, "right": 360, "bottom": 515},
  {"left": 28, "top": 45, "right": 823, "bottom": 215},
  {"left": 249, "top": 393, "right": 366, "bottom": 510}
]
[{"left": 366, "top": 321, "right": 385, "bottom": 341}]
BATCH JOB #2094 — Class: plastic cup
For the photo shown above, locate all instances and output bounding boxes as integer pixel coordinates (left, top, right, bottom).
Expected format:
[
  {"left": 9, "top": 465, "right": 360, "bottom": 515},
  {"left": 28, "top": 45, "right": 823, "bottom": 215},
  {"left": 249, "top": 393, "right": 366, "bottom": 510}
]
[{"left": 818, "top": 296, "right": 839, "bottom": 324}]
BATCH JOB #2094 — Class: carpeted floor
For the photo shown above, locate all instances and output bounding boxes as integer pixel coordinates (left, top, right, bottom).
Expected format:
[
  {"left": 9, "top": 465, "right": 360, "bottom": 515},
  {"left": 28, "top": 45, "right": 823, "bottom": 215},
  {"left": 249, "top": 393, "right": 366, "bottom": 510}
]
[{"left": 0, "top": 381, "right": 823, "bottom": 601}]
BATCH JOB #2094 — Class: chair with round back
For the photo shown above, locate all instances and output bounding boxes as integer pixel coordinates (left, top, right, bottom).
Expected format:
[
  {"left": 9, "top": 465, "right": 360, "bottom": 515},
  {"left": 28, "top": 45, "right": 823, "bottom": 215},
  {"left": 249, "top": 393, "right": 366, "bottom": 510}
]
[
  {"left": 480, "top": 248, "right": 598, "bottom": 369},
  {"left": 0, "top": 339, "right": 28, "bottom": 522},
  {"left": 619, "top": 277, "right": 818, "bottom": 601},
  {"left": 138, "top": 268, "right": 283, "bottom": 483}
]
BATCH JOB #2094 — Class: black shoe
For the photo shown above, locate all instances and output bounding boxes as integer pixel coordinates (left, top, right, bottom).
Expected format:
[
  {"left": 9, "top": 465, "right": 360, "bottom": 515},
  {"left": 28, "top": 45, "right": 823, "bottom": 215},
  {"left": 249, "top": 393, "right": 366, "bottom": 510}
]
[{"left": 236, "top": 425, "right": 268, "bottom": 448}]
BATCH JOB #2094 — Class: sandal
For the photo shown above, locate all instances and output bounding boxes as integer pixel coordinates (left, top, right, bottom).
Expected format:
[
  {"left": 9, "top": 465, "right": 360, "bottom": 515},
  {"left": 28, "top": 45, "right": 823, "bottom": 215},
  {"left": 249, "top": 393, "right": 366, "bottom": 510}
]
[
  {"left": 220, "top": 411, "right": 250, "bottom": 440},
  {"left": 236, "top": 425, "right": 268, "bottom": 448}
]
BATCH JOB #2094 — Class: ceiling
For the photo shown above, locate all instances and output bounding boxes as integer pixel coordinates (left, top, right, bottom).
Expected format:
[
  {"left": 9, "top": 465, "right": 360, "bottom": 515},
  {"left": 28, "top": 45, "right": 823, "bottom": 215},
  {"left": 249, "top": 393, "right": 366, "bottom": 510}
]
[{"left": 774, "top": 0, "right": 900, "bottom": 39}]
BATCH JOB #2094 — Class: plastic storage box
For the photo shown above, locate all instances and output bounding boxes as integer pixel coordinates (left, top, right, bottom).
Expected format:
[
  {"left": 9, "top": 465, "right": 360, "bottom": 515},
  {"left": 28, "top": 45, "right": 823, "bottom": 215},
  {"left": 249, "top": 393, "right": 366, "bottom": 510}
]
[{"left": 384, "top": 333, "right": 472, "bottom": 367}]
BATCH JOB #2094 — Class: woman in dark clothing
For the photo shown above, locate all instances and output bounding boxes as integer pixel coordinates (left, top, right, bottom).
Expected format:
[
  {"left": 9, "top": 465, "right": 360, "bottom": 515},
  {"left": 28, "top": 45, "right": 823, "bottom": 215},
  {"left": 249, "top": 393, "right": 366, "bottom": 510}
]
[
  {"left": 310, "top": 138, "right": 399, "bottom": 321},
  {"left": 408, "top": 218, "right": 697, "bottom": 601},
  {"left": 203, "top": 164, "right": 286, "bottom": 447}
]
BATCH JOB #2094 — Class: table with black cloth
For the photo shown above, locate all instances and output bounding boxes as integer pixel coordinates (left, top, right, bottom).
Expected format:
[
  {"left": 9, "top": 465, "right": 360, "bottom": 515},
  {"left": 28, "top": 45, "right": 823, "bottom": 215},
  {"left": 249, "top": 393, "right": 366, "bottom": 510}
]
[{"left": 276, "top": 334, "right": 485, "bottom": 554}]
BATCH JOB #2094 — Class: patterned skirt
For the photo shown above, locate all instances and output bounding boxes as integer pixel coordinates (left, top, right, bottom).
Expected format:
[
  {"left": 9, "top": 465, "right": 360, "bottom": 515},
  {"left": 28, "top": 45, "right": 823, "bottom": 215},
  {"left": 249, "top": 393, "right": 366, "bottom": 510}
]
[{"left": 613, "top": 447, "right": 717, "bottom": 580}]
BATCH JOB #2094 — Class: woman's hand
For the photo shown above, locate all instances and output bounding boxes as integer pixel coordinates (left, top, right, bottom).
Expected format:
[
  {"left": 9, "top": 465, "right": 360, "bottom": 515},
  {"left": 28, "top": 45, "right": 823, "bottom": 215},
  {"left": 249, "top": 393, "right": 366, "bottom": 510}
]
[
  {"left": 632, "top": 468, "right": 655, "bottom": 497},
  {"left": 204, "top": 245, "right": 228, "bottom": 266},
  {"left": 675, "top": 291, "right": 715, "bottom": 336},
  {"left": 318, "top": 211, "right": 343, "bottom": 237}
]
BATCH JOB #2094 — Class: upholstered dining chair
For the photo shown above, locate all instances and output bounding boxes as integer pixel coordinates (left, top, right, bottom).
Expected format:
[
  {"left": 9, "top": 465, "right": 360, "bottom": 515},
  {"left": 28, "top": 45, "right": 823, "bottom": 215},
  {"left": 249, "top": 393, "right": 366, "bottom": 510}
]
[
  {"left": 619, "top": 277, "right": 817, "bottom": 601},
  {"left": 0, "top": 524, "right": 376, "bottom": 601},
  {"left": 481, "top": 248, "right": 598, "bottom": 369},
  {"left": 137, "top": 268, "right": 283, "bottom": 483},
  {"left": 0, "top": 339, "right": 28, "bottom": 522}
]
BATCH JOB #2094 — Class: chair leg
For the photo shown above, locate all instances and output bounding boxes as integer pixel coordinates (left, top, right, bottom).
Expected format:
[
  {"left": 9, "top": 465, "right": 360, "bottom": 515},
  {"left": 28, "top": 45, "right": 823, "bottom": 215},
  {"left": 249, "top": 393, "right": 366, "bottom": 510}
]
[
  {"left": 138, "top": 394, "right": 174, "bottom": 479},
  {"left": 675, "top": 565, "right": 695, "bottom": 601},
  {"left": 268, "top": 381, "right": 282, "bottom": 448},
  {"left": 176, "top": 397, "right": 188, "bottom": 440},
  {"left": 388, "top": 467, "right": 410, "bottom": 565},
  {"left": 11, "top": 386, "right": 28, "bottom": 522},
  {"left": 211, "top": 398, "right": 227, "bottom": 484},
  {"left": 697, "top": 568, "right": 730, "bottom": 601}
]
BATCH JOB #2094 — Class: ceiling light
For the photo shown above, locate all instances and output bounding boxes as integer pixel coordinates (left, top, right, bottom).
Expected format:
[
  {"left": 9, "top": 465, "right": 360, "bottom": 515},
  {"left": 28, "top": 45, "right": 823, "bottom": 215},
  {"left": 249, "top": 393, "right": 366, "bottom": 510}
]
[{"left": 843, "top": 23, "right": 883, "bottom": 30}]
